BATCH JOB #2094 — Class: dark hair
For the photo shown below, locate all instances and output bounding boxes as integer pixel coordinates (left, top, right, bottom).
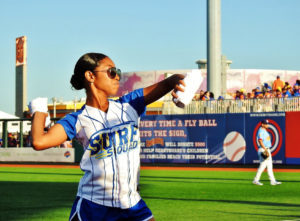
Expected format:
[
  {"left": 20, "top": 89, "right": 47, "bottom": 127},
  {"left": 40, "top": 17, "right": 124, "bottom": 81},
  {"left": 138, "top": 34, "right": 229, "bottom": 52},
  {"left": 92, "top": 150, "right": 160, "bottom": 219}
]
[{"left": 70, "top": 53, "right": 108, "bottom": 90}]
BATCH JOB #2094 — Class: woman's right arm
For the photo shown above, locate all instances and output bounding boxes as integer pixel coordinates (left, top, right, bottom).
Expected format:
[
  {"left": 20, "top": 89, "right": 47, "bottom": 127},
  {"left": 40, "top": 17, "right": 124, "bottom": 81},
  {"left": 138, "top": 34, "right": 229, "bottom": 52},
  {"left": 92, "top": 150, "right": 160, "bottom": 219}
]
[{"left": 32, "top": 112, "right": 68, "bottom": 150}]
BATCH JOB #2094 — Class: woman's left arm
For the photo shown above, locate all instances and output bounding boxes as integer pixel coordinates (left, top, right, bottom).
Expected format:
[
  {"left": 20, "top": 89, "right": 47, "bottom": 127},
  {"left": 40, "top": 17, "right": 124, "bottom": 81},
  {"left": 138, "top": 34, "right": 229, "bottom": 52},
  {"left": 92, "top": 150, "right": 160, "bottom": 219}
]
[{"left": 143, "top": 74, "right": 185, "bottom": 105}]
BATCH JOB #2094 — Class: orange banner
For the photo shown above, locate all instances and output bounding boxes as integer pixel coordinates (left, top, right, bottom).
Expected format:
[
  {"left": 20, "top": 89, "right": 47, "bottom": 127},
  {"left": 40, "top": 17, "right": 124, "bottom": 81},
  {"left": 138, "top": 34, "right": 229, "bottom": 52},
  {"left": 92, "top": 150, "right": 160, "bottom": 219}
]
[{"left": 146, "top": 138, "right": 164, "bottom": 147}]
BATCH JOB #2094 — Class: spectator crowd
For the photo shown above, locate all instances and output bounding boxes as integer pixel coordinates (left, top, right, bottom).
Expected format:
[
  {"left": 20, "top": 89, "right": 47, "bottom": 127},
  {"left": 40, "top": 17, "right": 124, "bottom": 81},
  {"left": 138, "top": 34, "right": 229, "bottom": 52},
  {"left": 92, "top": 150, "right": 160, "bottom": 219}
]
[
  {"left": 193, "top": 76, "right": 300, "bottom": 101},
  {"left": 3, "top": 133, "right": 32, "bottom": 147},
  {"left": 0, "top": 132, "right": 73, "bottom": 148}
]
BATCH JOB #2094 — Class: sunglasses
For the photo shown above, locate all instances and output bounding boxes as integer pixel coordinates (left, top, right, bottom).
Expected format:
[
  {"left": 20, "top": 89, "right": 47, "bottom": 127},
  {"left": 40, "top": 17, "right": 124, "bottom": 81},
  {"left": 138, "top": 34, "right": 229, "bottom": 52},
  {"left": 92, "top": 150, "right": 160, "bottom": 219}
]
[{"left": 93, "top": 67, "right": 121, "bottom": 80}]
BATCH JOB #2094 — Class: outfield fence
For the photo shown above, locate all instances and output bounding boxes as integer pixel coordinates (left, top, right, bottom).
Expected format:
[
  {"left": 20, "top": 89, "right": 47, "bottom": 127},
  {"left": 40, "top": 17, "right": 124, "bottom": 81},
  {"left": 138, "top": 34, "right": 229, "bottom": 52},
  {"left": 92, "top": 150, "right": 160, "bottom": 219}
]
[
  {"left": 1, "top": 97, "right": 300, "bottom": 164},
  {"left": 1, "top": 97, "right": 300, "bottom": 148}
]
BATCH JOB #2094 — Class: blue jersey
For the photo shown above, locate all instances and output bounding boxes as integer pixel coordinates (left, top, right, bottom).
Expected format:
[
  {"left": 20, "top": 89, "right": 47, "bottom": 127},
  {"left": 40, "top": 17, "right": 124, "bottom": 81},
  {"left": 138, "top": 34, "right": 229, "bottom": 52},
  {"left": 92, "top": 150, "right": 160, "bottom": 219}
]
[
  {"left": 58, "top": 89, "right": 146, "bottom": 209},
  {"left": 257, "top": 127, "right": 271, "bottom": 148}
]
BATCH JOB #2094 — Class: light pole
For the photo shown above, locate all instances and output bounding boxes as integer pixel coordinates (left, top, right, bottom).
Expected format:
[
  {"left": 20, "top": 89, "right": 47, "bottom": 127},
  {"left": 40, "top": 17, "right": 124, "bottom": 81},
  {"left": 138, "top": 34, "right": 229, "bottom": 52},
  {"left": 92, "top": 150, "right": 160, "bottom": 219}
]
[
  {"left": 74, "top": 97, "right": 78, "bottom": 112},
  {"left": 52, "top": 97, "right": 57, "bottom": 118},
  {"left": 207, "top": 0, "right": 221, "bottom": 98}
]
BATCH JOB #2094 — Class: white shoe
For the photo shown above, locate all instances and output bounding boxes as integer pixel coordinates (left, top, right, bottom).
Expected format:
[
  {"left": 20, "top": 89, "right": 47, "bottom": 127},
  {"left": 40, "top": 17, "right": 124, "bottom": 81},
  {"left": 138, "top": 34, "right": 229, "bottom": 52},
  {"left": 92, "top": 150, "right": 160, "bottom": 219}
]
[
  {"left": 271, "top": 181, "right": 282, "bottom": 185},
  {"left": 253, "top": 181, "right": 263, "bottom": 186}
]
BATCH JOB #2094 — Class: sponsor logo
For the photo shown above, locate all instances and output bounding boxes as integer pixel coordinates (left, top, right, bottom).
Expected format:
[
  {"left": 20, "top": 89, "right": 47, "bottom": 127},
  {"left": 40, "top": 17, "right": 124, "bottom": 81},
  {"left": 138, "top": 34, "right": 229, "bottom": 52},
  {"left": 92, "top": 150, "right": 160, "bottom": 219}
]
[
  {"left": 146, "top": 138, "right": 164, "bottom": 147},
  {"left": 64, "top": 151, "right": 71, "bottom": 158},
  {"left": 253, "top": 119, "right": 283, "bottom": 156}
]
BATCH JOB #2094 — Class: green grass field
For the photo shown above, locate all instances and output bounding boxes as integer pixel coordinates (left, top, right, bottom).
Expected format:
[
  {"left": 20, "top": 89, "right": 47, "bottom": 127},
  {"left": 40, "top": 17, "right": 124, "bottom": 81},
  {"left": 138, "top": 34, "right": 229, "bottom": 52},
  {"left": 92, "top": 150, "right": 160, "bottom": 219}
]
[{"left": 0, "top": 166, "right": 300, "bottom": 221}]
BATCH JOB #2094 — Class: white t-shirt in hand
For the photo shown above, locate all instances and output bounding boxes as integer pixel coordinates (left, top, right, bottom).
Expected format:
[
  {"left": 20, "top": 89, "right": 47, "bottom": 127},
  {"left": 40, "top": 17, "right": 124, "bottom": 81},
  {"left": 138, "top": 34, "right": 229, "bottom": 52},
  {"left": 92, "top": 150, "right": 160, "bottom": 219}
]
[{"left": 173, "top": 70, "right": 203, "bottom": 108}]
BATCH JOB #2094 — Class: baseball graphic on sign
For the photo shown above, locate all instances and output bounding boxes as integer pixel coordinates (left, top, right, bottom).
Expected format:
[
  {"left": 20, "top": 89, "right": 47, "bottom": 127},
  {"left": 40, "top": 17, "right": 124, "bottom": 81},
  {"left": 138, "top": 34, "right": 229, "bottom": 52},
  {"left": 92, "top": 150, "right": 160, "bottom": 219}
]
[{"left": 223, "top": 131, "right": 246, "bottom": 162}]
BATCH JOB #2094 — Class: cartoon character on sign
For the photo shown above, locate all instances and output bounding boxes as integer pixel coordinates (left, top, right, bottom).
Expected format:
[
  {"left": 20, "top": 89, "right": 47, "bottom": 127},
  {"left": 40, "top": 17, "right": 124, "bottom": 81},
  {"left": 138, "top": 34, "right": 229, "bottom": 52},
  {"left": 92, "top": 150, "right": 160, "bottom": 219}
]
[
  {"left": 252, "top": 119, "right": 283, "bottom": 157},
  {"left": 223, "top": 131, "right": 246, "bottom": 162},
  {"left": 16, "top": 37, "right": 25, "bottom": 64}
]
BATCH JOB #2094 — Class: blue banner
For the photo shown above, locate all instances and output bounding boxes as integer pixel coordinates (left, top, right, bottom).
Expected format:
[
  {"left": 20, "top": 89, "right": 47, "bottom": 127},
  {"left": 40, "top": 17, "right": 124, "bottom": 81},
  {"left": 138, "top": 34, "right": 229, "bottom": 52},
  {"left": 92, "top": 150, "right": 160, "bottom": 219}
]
[
  {"left": 245, "top": 113, "right": 286, "bottom": 164},
  {"left": 139, "top": 113, "right": 285, "bottom": 164}
]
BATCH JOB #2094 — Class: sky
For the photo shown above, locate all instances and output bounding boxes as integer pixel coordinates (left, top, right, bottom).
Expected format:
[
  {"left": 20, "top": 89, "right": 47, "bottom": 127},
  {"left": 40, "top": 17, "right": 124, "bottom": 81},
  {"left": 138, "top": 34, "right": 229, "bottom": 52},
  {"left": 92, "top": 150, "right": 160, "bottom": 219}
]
[{"left": 0, "top": 0, "right": 300, "bottom": 114}]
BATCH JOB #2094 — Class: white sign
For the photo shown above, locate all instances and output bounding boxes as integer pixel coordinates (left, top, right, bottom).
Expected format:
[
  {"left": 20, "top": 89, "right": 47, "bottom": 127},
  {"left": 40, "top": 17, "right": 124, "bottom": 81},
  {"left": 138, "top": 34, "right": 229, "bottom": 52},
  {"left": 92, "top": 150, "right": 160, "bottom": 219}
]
[{"left": 0, "top": 148, "right": 74, "bottom": 163}]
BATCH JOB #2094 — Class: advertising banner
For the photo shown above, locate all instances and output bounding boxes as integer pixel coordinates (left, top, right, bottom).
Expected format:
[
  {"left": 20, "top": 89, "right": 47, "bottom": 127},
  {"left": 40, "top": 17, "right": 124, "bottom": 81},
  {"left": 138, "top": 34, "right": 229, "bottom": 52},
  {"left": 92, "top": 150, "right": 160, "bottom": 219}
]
[
  {"left": 119, "top": 69, "right": 300, "bottom": 98},
  {"left": 0, "top": 148, "right": 74, "bottom": 163},
  {"left": 140, "top": 113, "right": 286, "bottom": 164},
  {"left": 245, "top": 113, "right": 286, "bottom": 164},
  {"left": 285, "top": 112, "right": 300, "bottom": 164}
]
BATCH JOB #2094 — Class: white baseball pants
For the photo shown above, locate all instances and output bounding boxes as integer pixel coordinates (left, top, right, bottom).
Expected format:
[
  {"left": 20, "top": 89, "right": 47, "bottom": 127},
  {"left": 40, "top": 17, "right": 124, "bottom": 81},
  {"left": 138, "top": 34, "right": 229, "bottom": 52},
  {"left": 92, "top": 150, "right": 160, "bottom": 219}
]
[{"left": 254, "top": 148, "right": 276, "bottom": 182}]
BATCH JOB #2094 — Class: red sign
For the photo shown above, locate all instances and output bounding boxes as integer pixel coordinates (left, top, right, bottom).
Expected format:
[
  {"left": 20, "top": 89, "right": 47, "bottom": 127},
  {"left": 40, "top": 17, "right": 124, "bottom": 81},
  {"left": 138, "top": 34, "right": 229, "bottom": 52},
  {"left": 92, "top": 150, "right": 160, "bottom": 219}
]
[{"left": 16, "top": 36, "right": 27, "bottom": 66}]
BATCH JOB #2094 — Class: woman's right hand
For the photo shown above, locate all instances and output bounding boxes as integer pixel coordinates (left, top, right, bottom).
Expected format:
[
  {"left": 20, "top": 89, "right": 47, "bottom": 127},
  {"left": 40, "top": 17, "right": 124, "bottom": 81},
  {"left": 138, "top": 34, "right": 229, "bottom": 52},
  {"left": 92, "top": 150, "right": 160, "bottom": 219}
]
[
  {"left": 29, "top": 98, "right": 68, "bottom": 150},
  {"left": 29, "top": 97, "right": 51, "bottom": 128}
]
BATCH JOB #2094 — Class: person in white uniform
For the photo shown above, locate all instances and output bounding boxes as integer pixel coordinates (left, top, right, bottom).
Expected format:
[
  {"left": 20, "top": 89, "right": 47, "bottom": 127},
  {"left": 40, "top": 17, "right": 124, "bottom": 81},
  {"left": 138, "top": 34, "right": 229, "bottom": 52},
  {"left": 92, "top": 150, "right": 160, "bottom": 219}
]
[
  {"left": 253, "top": 119, "right": 282, "bottom": 186},
  {"left": 30, "top": 53, "right": 185, "bottom": 221}
]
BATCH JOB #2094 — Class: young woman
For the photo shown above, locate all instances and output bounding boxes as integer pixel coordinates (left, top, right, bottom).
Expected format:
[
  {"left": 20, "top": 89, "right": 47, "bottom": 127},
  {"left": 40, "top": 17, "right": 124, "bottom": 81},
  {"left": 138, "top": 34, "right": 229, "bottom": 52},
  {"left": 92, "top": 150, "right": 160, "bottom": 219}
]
[{"left": 30, "top": 53, "right": 185, "bottom": 221}]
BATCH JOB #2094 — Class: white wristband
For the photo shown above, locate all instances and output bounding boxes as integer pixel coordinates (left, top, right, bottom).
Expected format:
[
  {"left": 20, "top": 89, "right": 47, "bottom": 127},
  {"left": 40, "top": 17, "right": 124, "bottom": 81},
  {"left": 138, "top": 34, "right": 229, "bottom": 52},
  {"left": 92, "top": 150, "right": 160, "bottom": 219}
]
[{"left": 45, "top": 114, "right": 51, "bottom": 128}]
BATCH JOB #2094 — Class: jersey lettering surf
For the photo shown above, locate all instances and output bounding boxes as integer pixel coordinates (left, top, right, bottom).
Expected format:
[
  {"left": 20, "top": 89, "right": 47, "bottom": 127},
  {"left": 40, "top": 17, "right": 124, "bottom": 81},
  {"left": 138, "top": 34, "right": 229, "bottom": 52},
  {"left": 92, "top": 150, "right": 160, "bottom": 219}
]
[{"left": 58, "top": 89, "right": 146, "bottom": 209}]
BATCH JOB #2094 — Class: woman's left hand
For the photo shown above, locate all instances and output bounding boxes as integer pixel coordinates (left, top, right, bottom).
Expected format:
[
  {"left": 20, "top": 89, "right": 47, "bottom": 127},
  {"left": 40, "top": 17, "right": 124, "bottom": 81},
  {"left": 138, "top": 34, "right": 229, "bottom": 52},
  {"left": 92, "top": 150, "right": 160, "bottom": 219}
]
[{"left": 171, "top": 77, "right": 185, "bottom": 99}]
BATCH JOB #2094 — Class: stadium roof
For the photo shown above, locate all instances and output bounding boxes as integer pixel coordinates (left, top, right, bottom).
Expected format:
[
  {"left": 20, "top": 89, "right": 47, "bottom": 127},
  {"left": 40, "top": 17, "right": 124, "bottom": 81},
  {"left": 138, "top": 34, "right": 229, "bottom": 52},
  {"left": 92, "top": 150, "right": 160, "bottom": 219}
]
[{"left": 0, "top": 111, "right": 18, "bottom": 119}]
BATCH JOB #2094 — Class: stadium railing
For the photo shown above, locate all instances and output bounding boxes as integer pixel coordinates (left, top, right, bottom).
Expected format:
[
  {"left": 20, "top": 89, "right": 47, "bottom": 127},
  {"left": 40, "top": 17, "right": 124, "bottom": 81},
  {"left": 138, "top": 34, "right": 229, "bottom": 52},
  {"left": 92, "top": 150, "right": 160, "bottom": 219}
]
[
  {"left": 0, "top": 118, "right": 30, "bottom": 148},
  {"left": 0, "top": 118, "right": 59, "bottom": 148},
  {"left": 162, "top": 97, "right": 300, "bottom": 114}
]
